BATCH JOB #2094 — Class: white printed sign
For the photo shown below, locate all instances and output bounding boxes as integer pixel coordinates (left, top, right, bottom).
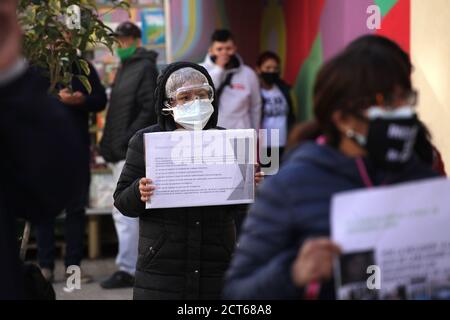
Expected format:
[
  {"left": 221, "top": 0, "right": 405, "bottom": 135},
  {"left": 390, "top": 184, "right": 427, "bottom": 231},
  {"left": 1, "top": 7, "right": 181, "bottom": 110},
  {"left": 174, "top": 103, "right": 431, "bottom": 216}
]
[{"left": 332, "top": 178, "right": 450, "bottom": 300}]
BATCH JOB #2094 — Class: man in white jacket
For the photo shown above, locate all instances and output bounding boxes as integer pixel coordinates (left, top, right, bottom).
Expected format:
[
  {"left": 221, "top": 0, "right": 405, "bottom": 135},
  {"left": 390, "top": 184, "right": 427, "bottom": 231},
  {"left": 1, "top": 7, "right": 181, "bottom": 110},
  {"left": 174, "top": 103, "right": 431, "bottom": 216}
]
[{"left": 201, "top": 30, "right": 262, "bottom": 130}]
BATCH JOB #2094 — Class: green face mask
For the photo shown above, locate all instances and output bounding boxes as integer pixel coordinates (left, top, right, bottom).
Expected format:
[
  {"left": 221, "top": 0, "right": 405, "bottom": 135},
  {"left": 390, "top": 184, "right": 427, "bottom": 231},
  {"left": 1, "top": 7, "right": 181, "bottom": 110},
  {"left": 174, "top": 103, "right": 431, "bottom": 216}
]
[{"left": 116, "top": 42, "right": 137, "bottom": 62}]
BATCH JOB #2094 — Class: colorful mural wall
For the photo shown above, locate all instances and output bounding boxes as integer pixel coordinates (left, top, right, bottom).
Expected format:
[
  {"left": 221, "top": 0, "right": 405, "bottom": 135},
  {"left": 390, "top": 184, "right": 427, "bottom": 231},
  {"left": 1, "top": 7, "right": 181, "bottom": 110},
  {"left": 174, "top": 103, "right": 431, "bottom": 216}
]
[
  {"left": 169, "top": 0, "right": 219, "bottom": 62},
  {"left": 265, "top": 0, "right": 410, "bottom": 121},
  {"left": 168, "top": 0, "right": 410, "bottom": 121},
  {"left": 168, "top": 0, "right": 263, "bottom": 63}
]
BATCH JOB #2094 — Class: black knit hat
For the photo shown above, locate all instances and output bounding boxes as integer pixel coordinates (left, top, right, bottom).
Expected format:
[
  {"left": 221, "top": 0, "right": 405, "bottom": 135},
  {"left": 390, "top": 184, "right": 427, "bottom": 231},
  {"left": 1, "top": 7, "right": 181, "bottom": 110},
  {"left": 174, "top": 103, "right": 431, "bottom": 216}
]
[{"left": 113, "top": 21, "right": 141, "bottom": 39}]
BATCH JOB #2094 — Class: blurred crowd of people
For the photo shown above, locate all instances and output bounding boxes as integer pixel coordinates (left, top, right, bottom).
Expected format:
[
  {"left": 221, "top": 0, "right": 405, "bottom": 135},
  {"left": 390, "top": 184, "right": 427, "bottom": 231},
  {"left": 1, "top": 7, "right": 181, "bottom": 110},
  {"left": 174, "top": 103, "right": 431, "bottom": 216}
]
[{"left": 0, "top": 0, "right": 446, "bottom": 300}]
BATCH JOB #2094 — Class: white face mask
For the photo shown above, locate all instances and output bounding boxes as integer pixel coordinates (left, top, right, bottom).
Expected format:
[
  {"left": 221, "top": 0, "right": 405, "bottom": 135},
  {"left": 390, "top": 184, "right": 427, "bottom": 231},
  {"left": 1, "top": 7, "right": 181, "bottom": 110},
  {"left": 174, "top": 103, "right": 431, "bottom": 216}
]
[{"left": 166, "top": 99, "right": 214, "bottom": 130}]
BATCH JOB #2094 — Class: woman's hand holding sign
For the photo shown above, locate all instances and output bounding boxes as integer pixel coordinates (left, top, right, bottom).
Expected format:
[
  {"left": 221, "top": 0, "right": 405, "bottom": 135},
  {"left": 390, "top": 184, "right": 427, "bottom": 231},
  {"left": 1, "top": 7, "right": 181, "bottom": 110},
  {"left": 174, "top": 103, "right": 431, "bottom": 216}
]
[{"left": 139, "top": 178, "right": 155, "bottom": 203}]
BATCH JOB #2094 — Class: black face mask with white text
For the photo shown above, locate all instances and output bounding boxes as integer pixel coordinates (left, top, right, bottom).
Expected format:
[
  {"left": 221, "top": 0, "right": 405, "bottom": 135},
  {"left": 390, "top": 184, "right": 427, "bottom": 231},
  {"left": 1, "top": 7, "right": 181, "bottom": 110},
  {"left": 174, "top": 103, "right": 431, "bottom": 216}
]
[{"left": 347, "top": 106, "right": 420, "bottom": 171}]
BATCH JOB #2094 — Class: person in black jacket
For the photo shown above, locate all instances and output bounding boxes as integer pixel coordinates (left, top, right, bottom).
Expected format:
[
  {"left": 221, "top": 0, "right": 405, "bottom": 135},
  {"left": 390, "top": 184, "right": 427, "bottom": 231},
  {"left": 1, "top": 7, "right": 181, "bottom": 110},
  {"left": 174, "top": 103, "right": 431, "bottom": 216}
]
[
  {"left": 255, "top": 51, "right": 296, "bottom": 170},
  {"left": 0, "top": 0, "right": 84, "bottom": 299},
  {"left": 34, "top": 60, "right": 107, "bottom": 283},
  {"left": 113, "top": 62, "right": 263, "bottom": 299},
  {"left": 100, "top": 21, "right": 159, "bottom": 289}
]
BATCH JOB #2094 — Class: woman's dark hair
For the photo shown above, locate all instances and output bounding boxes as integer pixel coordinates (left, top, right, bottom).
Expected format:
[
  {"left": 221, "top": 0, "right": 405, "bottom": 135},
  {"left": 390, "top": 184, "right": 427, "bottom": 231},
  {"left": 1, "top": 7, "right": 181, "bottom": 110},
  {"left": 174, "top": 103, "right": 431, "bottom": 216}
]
[
  {"left": 286, "top": 120, "right": 323, "bottom": 151},
  {"left": 415, "top": 120, "right": 434, "bottom": 166},
  {"left": 256, "top": 51, "right": 281, "bottom": 68},
  {"left": 345, "top": 35, "right": 413, "bottom": 75},
  {"left": 313, "top": 35, "right": 413, "bottom": 147}
]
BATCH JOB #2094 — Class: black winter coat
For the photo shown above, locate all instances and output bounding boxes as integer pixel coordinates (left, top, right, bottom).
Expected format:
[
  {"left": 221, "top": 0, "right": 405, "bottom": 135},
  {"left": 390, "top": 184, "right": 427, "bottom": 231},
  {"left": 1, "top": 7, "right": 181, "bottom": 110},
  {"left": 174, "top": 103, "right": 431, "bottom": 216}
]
[
  {"left": 100, "top": 48, "right": 159, "bottom": 163},
  {"left": 0, "top": 68, "right": 84, "bottom": 299},
  {"left": 66, "top": 61, "right": 107, "bottom": 149},
  {"left": 113, "top": 62, "right": 240, "bottom": 300}
]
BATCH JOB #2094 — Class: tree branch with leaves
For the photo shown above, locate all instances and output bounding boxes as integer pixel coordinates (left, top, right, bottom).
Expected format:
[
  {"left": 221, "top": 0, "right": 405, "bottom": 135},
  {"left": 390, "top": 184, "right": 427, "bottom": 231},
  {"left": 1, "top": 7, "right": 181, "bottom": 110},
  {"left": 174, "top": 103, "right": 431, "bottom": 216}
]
[{"left": 18, "top": 0, "right": 129, "bottom": 94}]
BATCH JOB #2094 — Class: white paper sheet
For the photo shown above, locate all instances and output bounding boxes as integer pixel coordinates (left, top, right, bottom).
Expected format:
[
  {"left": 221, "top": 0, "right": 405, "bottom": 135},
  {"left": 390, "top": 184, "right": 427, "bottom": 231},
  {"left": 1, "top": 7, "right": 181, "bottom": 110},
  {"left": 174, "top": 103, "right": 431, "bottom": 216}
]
[
  {"left": 144, "top": 129, "right": 256, "bottom": 209},
  {"left": 331, "top": 178, "right": 450, "bottom": 300}
]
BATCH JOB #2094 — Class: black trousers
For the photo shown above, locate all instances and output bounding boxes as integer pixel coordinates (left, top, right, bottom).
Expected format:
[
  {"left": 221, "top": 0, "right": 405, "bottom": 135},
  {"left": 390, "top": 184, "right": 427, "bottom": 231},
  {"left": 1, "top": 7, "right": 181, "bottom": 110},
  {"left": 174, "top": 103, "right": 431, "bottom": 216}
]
[{"left": 35, "top": 168, "right": 90, "bottom": 270}]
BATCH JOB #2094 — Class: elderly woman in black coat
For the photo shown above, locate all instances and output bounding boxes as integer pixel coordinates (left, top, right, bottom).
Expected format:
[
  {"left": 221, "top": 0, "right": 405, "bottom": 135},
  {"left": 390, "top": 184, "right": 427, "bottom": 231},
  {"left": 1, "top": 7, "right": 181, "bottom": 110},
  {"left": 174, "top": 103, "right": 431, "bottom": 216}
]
[{"left": 113, "top": 62, "right": 263, "bottom": 299}]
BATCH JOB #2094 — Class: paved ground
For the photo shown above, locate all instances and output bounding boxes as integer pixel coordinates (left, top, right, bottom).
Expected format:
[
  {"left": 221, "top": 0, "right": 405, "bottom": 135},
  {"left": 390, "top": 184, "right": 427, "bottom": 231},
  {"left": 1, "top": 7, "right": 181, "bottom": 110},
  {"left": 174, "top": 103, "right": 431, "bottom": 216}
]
[{"left": 51, "top": 258, "right": 133, "bottom": 300}]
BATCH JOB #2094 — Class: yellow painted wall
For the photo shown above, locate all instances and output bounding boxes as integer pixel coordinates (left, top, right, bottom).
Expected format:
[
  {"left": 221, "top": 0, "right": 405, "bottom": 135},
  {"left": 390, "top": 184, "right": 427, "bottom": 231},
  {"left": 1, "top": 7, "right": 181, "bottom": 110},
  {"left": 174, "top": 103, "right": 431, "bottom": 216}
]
[{"left": 411, "top": 0, "right": 450, "bottom": 170}]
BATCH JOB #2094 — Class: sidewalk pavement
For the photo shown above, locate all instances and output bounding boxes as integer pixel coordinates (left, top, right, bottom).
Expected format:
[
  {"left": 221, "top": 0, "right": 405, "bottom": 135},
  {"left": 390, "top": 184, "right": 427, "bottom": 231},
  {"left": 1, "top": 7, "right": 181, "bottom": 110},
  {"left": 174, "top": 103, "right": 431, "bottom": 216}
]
[{"left": 51, "top": 258, "right": 133, "bottom": 300}]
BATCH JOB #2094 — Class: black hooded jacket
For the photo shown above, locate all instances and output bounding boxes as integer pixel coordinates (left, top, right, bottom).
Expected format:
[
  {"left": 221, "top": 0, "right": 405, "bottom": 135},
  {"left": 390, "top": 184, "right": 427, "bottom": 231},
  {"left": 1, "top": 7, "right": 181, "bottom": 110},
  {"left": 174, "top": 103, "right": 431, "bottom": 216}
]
[
  {"left": 113, "top": 62, "right": 239, "bottom": 300},
  {"left": 100, "top": 48, "right": 159, "bottom": 163}
]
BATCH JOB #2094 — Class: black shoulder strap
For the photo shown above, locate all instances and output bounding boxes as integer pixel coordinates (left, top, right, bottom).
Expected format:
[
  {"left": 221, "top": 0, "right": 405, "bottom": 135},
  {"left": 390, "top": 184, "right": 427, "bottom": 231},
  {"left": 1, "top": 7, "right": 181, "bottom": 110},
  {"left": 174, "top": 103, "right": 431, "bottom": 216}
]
[{"left": 215, "top": 72, "right": 234, "bottom": 105}]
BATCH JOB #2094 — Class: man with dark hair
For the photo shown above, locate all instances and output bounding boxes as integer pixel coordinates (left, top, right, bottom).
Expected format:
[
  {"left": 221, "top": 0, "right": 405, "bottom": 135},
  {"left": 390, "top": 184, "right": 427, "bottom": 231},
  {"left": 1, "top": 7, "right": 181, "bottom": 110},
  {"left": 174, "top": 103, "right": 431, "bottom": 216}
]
[
  {"left": 100, "top": 21, "right": 159, "bottom": 289},
  {"left": 201, "top": 29, "right": 261, "bottom": 130}
]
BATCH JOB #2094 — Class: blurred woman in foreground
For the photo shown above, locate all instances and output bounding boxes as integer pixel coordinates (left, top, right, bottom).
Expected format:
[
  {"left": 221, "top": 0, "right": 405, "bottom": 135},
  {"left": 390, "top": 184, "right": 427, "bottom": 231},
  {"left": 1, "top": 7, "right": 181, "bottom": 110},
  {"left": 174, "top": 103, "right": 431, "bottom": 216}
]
[{"left": 223, "top": 35, "right": 439, "bottom": 299}]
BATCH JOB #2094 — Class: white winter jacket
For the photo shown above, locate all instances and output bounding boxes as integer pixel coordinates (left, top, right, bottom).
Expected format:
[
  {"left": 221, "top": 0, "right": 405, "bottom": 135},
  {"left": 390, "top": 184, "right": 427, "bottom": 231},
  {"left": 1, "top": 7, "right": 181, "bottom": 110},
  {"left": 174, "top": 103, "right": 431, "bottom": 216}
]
[{"left": 201, "top": 54, "right": 262, "bottom": 130}]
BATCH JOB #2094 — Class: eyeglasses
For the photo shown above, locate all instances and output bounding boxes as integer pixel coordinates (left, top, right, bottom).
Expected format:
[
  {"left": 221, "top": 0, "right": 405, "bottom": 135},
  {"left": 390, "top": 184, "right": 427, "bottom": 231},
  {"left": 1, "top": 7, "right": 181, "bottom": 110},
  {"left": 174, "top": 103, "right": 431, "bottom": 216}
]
[
  {"left": 346, "top": 89, "right": 419, "bottom": 122},
  {"left": 346, "top": 89, "right": 419, "bottom": 113},
  {"left": 383, "top": 89, "right": 418, "bottom": 109},
  {"left": 166, "top": 83, "right": 214, "bottom": 107}
]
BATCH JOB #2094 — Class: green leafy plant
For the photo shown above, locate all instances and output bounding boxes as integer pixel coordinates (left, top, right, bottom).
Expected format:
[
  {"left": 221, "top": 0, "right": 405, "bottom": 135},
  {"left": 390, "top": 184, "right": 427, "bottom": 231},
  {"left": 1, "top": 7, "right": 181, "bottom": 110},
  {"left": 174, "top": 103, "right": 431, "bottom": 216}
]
[{"left": 17, "top": 0, "right": 129, "bottom": 94}]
